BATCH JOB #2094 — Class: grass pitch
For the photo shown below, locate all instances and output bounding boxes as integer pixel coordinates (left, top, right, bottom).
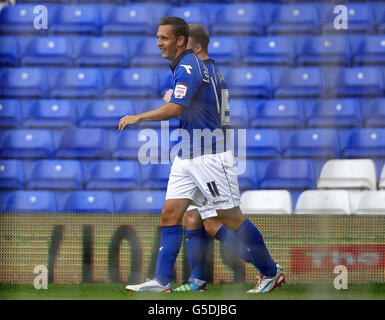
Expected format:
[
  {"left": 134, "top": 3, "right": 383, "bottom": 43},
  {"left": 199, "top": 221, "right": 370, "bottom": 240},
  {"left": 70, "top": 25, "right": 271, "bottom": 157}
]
[{"left": 1, "top": 282, "right": 385, "bottom": 300}]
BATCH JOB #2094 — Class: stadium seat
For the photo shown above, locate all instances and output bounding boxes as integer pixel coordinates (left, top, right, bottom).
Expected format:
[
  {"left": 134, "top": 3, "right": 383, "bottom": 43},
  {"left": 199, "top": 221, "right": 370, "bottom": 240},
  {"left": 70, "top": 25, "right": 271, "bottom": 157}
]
[
  {"left": 85, "top": 160, "right": 140, "bottom": 190},
  {"left": 207, "top": 36, "right": 239, "bottom": 66},
  {"left": 249, "top": 99, "right": 304, "bottom": 129},
  {"left": 229, "top": 99, "right": 248, "bottom": 128},
  {"left": 0, "top": 37, "right": 19, "bottom": 66},
  {"left": 375, "top": 2, "right": 385, "bottom": 33},
  {"left": 240, "top": 190, "right": 292, "bottom": 214},
  {"left": 0, "top": 129, "right": 54, "bottom": 158},
  {"left": 62, "top": 190, "right": 114, "bottom": 212},
  {"left": 166, "top": 6, "right": 210, "bottom": 32},
  {"left": 267, "top": 4, "right": 319, "bottom": 35},
  {"left": 118, "top": 190, "right": 166, "bottom": 213},
  {"left": 22, "top": 99, "right": 77, "bottom": 128},
  {"left": 282, "top": 129, "right": 340, "bottom": 159},
  {"left": 225, "top": 67, "right": 272, "bottom": 98},
  {"left": 2, "top": 190, "right": 56, "bottom": 213},
  {"left": 364, "top": 98, "right": 385, "bottom": 127},
  {"left": 0, "top": 68, "right": 48, "bottom": 98},
  {"left": 0, "top": 160, "right": 24, "bottom": 189},
  {"left": 0, "top": 4, "right": 50, "bottom": 34},
  {"left": 294, "top": 190, "right": 351, "bottom": 215},
  {"left": 352, "top": 191, "right": 385, "bottom": 215},
  {"left": 259, "top": 159, "right": 315, "bottom": 190},
  {"left": 0, "top": 99, "right": 21, "bottom": 128},
  {"left": 140, "top": 163, "right": 171, "bottom": 190},
  {"left": 79, "top": 99, "right": 134, "bottom": 128},
  {"left": 51, "top": 5, "right": 102, "bottom": 34},
  {"left": 26, "top": 160, "right": 83, "bottom": 190},
  {"left": 241, "top": 129, "right": 281, "bottom": 158},
  {"left": 305, "top": 99, "right": 361, "bottom": 128},
  {"left": 22, "top": 36, "right": 73, "bottom": 66},
  {"left": 243, "top": 36, "right": 295, "bottom": 66},
  {"left": 352, "top": 36, "right": 385, "bottom": 65},
  {"left": 77, "top": 36, "right": 130, "bottom": 67},
  {"left": 105, "top": 68, "right": 159, "bottom": 98},
  {"left": 50, "top": 68, "right": 104, "bottom": 98},
  {"left": 103, "top": 4, "right": 155, "bottom": 35},
  {"left": 328, "top": 67, "right": 384, "bottom": 97},
  {"left": 237, "top": 159, "right": 259, "bottom": 191},
  {"left": 274, "top": 67, "right": 326, "bottom": 98},
  {"left": 211, "top": 3, "right": 264, "bottom": 35},
  {"left": 341, "top": 128, "right": 385, "bottom": 158},
  {"left": 131, "top": 37, "right": 168, "bottom": 67},
  {"left": 317, "top": 159, "right": 377, "bottom": 190},
  {"left": 295, "top": 35, "right": 350, "bottom": 66},
  {"left": 55, "top": 128, "right": 109, "bottom": 159},
  {"left": 321, "top": 3, "right": 375, "bottom": 34}
]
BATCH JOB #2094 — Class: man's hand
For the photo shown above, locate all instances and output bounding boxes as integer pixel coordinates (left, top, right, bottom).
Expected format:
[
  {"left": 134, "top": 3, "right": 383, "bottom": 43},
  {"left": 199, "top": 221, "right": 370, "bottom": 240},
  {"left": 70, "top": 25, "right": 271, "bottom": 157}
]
[
  {"left": 118, "top": 115, "right": 141, "bottom": 132},
  {"left": 163, "top": 89, "right": 173, "bottom": 103}
]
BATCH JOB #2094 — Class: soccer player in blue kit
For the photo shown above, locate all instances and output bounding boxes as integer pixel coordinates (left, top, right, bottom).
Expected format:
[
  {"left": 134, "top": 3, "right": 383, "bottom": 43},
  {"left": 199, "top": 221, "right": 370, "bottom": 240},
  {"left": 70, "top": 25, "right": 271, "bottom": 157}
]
[{"left": 120, "top": 17, "right": 285, "bottom": 293}]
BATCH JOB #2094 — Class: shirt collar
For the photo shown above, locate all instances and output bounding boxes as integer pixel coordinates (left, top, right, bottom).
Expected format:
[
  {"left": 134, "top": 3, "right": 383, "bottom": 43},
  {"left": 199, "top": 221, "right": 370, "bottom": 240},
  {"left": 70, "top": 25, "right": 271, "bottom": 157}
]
[
  {"left": 169, "top": 49, "right": 193, "bottom": 72},
  {"left": 203, "top": 58, "right": 215, "bottom": 64}
]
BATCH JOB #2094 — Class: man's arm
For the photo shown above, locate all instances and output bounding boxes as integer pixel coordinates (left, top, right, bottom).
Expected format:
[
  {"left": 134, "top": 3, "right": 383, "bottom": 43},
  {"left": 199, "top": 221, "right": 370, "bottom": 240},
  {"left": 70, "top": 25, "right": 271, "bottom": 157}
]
[{"left": 118, "top": 102, "right": 184, "bottom": 132}]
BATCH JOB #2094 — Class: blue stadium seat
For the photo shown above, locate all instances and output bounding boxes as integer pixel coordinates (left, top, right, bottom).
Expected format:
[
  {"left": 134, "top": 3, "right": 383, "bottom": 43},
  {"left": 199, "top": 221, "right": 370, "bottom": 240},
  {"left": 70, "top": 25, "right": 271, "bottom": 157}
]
[
  {"left": 267, "top": 4, "right": 319, "bottom": 35},
  {"left": 0, "top": 37, "right": 19, "bottom": 66},
  {"left": 77, "top": 36, "right": 130, "bottom": 67},
  {"left": 321, "top": 3, "right": 375, "bottom": 34},
  {"left": 1, "top": 68, "right": 48, "bottom": 98},
  {"left": 50, "top": 68, "right": 104, "bottom": 98},
  {"left": 103, "top": 4, "right": 155, "bottom": 35},
  {"left": 79, "top": 99, "right": 134, "bottom": 128},
  {"left": 295, "top": 35, "right": 350, "bottom": 66},
  {"left": 225, "top": 67, "right": 272, "bottom": 98},
  {"left": 51, "top": 5, "right": 102, "bottom": 34},
  {"left": 140, "top": 163, "right": 171, "bottom": 190},
  {"left": 55, "top": 128, "right": 109, "bottom": 159},
  {"left": 275, "top": 67, "right": 326, "bottom": 98},
  {"left": 0, "top": 129, "right": 54, "bottom": 158},
  {"left": 243, "top": 36, "right": 294, "bottom": 66},
  {"left": 206, "top": 36, "right": 239, "bottom": 66},
  {"left": 341, "top": 128, "right": 385, "bottom": 158},
  {"left": 62, "top": 190, "right": 114, "bottom": 212},
  {"left": 22, "top": 36, "right": 73, "bottom": 66},
  {"left": 0, "top": 99, "right": 21, "bottom": 128},
  {"left": 242, "top": 129, "right": 281, "bottom": 158},
  {"left": 23, "top": 99, "right": 77, "bottom": 128},
  {"left": 0, "top": 160, "right": 24, "bottom": 189},
  {"left": 237, "top": 159, "right": 259, "bottom": 191},
  {"left": 2, "top": 190, "right": 56, "bottom": 213},
  {"left": 228, "top": 99, "right": 248, "bottom": 129},
  {"left": 328, "top": 67, "right": 384, "bottom": 97},
  {"left": 85, "top": 160, "right": 140, "bottom": 190},
  {"left": 305, "top": 99, "right": 361, "bottom": 128},
  {"left": 249, "top": 99, "right": 304, "bottom": 129},
  {"left": 118, "top": 190, "right": 165, "bottom": 213},
  {"left": 364, "top": 98, "right": 385, "bottom": 127},
  {"left": 105, "top": 68, "right": 159, "bottom": 98},
  {"left": 259, "top": 159, "right": 315, "bottom": 190},
  {"left": 166, "top": 6, "right": 210, "bottom": 32},
  {"left": 131, "top": 37, "right": 168, "bottom": 67},
  {"left": 282, "top": 129, "right": 340, "bottom": 159},
  {"left": 211, "top": 3, "right": 264, "bottom": 35},
  {"left": 0, "top": 4, "right": 50, "bottom": 34},
  {"left": 352, "top": 36, "right": 385, "bottom": 65},
  {"left": 26, "top": 160, "right": 83, "bottom": 190},
  {"left": 374, "top": 2, "right": 385, "bottom": 34}
]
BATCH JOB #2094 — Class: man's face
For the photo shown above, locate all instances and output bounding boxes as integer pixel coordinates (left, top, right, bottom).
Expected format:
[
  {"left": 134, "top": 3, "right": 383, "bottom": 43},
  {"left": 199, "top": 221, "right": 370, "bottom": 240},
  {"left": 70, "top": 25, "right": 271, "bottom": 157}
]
[{"left": 156, "top": 25, "right": 180, "bottom": 61}]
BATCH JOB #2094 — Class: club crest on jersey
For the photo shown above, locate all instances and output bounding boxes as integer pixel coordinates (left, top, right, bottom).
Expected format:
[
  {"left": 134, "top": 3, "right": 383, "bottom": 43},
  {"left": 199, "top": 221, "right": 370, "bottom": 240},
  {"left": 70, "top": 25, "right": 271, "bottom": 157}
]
[
  {"left": 180, "top": 64, "right": 192, "bottom": 74},
  {"left": 174, "top": 83, "right": 188, "bottom": 99}
]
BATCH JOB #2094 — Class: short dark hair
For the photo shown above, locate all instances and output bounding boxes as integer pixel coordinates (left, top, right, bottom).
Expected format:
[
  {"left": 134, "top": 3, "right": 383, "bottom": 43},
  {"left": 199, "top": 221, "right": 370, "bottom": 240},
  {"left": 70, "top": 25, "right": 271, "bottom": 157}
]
[
  {"left": 188, "top": 24, "right": 210, "bottom": 54},
  {"left": 159, "top": 16, "right": 189, "bottom": 46}
]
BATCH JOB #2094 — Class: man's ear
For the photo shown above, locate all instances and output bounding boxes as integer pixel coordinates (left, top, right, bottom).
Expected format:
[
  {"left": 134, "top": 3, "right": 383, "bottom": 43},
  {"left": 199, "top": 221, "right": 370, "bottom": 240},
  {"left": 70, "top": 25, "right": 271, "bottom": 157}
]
[
  {"left": 194, "top": 43, "right": 203, "bottom": 55},
  {"left": 177, "top": 35, "right": 186, "bottom": 48}
]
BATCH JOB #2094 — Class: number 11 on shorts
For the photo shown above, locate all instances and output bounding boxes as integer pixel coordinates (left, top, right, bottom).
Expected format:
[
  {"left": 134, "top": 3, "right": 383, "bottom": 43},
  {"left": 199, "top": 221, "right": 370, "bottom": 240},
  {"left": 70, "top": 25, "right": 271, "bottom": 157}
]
[{"left": 207, "top": 181, "right": 220, "bottom": 198}]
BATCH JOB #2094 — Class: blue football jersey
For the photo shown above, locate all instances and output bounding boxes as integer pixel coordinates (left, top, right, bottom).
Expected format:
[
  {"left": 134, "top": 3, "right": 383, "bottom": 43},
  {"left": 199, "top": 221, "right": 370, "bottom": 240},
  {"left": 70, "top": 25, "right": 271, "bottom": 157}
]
[{"left": 168, "top": 49, "right": 230, "bottom": 158}]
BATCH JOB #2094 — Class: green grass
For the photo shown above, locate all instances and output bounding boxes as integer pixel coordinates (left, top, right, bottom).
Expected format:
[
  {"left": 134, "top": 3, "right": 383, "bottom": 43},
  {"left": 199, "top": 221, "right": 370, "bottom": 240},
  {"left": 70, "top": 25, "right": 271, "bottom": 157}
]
[{"left": 1, "top": 282, "right": 385, "bottom": 300}]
